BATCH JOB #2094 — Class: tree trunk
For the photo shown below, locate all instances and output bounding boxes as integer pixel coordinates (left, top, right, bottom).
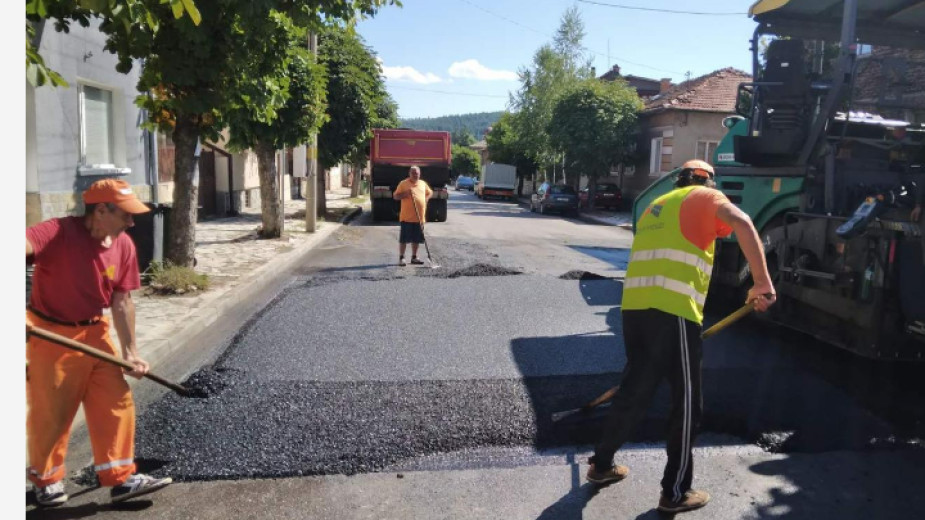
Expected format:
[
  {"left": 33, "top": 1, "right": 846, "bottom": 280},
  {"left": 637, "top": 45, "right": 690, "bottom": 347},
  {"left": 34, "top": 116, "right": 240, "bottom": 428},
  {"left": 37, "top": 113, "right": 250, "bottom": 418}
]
[
  {"left": 350, "top": 165, "right": 361, "bottom": 198},
  {"left": 316, "top": 169, "right": 328, "bottom": 218},
  {"left": 255, "top": 141, "right": 283, "bottom": 238},
  {"left": 166, "top": 117, "right": 200, "bottom": 268}
]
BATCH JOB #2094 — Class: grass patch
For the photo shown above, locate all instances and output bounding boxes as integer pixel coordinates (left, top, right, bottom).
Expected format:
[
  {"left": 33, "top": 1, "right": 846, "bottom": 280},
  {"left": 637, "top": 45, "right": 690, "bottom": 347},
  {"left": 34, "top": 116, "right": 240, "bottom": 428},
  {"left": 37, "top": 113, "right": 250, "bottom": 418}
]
[
  {"left": 347, "top": 196, "right": 368, "bottom": 204},
  {"left": 144, "top": 261, "right": 210, "bottom": 295}
]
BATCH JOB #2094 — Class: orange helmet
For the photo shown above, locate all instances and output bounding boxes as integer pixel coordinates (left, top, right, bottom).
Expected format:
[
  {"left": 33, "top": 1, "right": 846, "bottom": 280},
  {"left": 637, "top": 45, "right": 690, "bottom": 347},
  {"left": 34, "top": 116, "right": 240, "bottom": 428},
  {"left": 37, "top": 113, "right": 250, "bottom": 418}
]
[{"left": 681, "top": 159, "right": 714, "bottom": 179}]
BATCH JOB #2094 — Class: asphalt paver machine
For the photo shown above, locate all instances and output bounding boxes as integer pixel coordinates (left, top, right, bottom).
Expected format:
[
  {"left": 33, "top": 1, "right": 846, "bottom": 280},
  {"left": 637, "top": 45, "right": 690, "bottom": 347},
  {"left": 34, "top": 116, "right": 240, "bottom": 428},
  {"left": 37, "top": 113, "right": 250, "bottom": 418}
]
[{"left": 637, "top": 0, "right": 925, "bottom": 359}]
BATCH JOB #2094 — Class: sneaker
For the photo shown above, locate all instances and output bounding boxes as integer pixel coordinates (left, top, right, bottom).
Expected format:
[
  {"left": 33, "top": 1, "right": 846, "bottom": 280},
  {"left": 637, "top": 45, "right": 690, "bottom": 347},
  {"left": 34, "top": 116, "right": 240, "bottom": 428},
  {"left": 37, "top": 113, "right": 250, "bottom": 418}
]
[
  {"left": 586, "top": 463, "right": 629, "bottom": 485},
  {"left": 34, "top": 481, "right": 68, "bottom": 507},
  {"left": 399, "top": 258, "right": 407, "bottom": 267},
  {"left": 410, "top": 257, "right": 425, "bottom": 265},
  {"left": 657, "top": 489, "right": 711, "bottom": 513},
  {"left": 110, "top": 473, "right": 172, "bottom": 503}
]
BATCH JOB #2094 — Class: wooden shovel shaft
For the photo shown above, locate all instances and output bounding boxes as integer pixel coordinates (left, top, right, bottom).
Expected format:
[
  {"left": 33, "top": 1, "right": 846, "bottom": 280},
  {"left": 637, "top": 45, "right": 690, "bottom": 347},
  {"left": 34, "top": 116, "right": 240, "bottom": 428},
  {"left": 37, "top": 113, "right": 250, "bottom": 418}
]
[
  {"left": 26, "top": 324, "right": 189, "bottom": 396},
  {"left": 551, "top": 302, "right": 758, "bottom": 423},
  {"left": 701, "top": 302, "right": 754, "bottom": 340}
]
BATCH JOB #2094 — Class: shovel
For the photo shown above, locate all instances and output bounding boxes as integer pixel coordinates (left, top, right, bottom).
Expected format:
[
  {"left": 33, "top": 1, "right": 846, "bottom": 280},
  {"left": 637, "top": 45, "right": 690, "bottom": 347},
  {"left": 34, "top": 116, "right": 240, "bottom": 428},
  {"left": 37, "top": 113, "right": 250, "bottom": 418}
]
[
  {"left": 27, "top": 324, "right": 192, "bottom": 396},
  {"left": 411, "top": 194, "right": 440, "bottom": 269},
  {"left": 550, "top": 300, "right": 760, "bottom": 423}
]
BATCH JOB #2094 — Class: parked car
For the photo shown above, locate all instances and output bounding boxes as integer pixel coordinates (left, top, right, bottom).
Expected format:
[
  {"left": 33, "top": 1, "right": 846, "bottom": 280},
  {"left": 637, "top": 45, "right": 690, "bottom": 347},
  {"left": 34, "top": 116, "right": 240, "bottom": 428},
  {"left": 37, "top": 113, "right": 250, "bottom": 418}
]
[
  {"left": 579, "top": 183, "right": 623, "bottom": 210},
  {"left": 530, "top": 183, "right": 579, "bottom": 216},
  {"left": 455, "top": 176, "right": 475, "bottom": 191}
]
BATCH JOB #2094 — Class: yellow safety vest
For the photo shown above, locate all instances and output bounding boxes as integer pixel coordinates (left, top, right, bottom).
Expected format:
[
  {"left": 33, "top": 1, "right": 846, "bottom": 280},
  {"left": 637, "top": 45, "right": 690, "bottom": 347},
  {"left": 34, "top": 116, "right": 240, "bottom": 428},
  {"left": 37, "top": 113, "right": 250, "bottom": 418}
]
[{"left": 623, "top": 186, "right": 715, "bottom": 324}]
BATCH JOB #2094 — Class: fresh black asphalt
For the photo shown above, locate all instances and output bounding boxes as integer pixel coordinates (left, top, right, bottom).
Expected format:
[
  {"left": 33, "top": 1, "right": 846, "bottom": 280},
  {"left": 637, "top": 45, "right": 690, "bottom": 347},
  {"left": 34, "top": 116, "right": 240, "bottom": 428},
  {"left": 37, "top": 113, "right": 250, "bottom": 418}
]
[{"left": 132, "top": 267, "right": 921, "bottom": 483}]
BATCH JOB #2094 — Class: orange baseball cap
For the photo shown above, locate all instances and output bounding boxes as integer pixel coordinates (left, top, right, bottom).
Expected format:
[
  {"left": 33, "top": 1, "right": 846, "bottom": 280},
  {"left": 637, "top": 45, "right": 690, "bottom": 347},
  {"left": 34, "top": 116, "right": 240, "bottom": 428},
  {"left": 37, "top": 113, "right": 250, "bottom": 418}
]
[
  {"left": 681, "top": 159, "right": 715, "bottom": 178},
  {"left": 83, "top": 179, "right": 150, "bottom": 214}
]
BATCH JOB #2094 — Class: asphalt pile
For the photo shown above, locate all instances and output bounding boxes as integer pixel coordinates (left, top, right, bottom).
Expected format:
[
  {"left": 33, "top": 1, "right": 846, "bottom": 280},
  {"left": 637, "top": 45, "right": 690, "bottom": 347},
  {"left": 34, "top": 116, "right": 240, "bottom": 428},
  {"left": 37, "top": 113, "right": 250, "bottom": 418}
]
[
  {"left": 136, "top": 375, "right": 543, "bottom": 481},
  {"left": 558, "top": 270, "right": 611, "bottom": 281},
  {"left": 430, "top": 263, "right": 523, "bottom": 279}
]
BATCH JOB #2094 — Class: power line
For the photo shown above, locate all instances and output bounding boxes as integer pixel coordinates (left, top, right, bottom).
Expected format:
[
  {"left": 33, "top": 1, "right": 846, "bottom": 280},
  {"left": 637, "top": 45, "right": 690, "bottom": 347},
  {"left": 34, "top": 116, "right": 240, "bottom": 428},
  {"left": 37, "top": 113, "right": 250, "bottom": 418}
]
[
  {"left": 577, "top": 0, "right": 746, "bottom": 16},
  {"left": 388, "top": 85, "right": 510, "bottom": 99},
  {"left": 456, "top": 0, "right": 683, "bottom": 76}
]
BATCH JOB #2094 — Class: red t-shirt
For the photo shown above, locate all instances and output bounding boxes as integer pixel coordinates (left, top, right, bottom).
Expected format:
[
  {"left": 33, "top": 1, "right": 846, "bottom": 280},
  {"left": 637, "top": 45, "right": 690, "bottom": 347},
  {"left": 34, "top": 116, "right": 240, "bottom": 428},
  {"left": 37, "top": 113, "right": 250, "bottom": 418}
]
[{"left": 27, "top": 216, "right": 141, "bottom": 322}]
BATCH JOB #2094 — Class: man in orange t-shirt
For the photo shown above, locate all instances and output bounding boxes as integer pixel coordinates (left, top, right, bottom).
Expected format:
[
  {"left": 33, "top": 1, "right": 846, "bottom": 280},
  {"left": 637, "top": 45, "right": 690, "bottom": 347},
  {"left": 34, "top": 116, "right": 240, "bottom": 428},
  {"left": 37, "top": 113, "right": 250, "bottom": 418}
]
[{"left": 392, "top": 166, "right": 433, "bottom": 266}]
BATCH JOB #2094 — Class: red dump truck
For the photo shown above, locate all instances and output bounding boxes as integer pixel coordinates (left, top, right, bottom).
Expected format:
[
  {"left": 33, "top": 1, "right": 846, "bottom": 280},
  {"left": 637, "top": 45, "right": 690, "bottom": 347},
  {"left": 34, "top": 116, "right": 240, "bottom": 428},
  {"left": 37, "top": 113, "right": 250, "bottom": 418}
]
[{"left": 369, "top": 129, "right": 451, "bottom": 222}]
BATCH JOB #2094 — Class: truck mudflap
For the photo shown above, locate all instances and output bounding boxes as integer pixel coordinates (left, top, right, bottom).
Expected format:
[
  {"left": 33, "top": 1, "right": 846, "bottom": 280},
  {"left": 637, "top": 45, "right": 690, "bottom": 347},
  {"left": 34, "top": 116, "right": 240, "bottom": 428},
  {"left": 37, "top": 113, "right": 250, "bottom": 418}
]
[{"left": 432, "top": 187, "right": 449, "bottom": 200}]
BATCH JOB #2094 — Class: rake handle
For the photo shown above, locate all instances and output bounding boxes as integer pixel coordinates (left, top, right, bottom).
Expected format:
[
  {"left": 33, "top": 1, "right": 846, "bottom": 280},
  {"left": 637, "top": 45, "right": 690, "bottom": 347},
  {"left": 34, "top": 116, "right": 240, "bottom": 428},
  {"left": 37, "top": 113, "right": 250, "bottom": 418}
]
[
  {"left": 409, "top": 189, "right": 433, "bottom": 260},
  {"left": 27, "top": 324, "right": 190, "bottom": 396},
  {"left": 557, "top": 298, "right": 768, "bottom": 421}
]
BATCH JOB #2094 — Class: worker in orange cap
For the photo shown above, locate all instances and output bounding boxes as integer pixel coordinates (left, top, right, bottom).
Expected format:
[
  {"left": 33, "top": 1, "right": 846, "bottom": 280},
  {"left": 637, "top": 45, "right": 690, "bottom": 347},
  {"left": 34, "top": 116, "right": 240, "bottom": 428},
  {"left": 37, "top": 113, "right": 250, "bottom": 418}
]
[
  {"left": 586, "top": 159, "right": 776, "bottom": 514},
  {"left": 26, "top": 179, "right": 172, "bottom": 507}
]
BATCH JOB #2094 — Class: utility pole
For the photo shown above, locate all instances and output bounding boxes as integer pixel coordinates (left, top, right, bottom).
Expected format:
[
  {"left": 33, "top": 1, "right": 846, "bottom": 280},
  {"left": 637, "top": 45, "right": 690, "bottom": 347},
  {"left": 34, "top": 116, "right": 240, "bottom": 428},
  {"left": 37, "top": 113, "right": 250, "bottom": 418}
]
[{"left": 305, "top": 31, "right": 318, "bottom": 233}]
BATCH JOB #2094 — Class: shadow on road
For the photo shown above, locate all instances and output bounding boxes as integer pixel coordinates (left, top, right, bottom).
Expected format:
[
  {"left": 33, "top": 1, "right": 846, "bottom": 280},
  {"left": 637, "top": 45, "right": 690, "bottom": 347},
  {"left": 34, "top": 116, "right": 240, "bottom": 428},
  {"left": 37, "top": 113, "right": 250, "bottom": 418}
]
[
  {"left": 536, "top": 452, "right": 601, "bottom": 520},
  {"left": 26, "top": 498, "right": 152, "bottom": 519}
]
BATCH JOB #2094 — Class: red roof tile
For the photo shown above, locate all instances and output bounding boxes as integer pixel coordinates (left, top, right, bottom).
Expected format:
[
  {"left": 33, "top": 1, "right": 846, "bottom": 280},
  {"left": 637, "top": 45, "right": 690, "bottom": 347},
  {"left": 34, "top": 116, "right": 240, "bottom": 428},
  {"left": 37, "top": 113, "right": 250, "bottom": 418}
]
[{"left": 644, "top": 68, "right": 752, "bottom": 113}]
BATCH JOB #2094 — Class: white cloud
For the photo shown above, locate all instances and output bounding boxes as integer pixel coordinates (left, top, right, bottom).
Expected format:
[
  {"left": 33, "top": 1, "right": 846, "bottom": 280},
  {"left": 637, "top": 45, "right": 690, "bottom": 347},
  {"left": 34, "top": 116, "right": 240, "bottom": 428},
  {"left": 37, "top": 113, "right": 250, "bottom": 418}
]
[
  {"left": 381, "top": 64, "right": 442, "bottom": 84},
  {"left": 448, "top": 59, "right": 517, "bottom": 81}
]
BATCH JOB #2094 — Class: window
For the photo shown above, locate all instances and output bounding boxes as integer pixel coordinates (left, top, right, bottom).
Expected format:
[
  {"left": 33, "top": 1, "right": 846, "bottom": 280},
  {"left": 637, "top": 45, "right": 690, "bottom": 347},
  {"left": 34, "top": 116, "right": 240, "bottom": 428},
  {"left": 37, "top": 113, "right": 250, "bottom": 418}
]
[
  {"left": 696, "top": 140, "right": 719, "bottom": 164},
  {"left": 649, "top": 137, "right": 663, "bottom": 175},
  {"left": 80, "top": 85, "right": 114, "bottom": 166},
  {"left": 78, "top": 83, "right": 129, "bottom": 175}
]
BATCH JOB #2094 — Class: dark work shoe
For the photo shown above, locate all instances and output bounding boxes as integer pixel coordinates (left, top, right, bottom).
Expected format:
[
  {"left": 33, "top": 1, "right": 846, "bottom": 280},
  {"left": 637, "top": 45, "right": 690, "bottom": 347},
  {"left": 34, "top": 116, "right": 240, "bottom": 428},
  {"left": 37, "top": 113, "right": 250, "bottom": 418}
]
[
  {"left": 34, "top": 481, "right": 68, "bottom": 507},
  {"left": 410, "top": 257, "right": 424, "bottom": 265},
  {"left": 657, "top": 489, "right": 711, "bottom": 513},
  {"left": 110, "top": 473, "right": 172, "bottom": 503},
  {"left": 399, "top": 257, "right": 407, "bottom": 267},
  {"left": 586, "top": 463, "right": 629, "bottom": 485}
]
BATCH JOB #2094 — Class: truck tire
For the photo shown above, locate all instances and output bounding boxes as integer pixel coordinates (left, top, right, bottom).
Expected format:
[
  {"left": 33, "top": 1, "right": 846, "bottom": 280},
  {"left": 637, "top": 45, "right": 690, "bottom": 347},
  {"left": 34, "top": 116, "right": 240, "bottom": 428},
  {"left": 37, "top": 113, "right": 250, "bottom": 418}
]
[{"left": 427, "top": 199, "right": 448, "bottom": 222}]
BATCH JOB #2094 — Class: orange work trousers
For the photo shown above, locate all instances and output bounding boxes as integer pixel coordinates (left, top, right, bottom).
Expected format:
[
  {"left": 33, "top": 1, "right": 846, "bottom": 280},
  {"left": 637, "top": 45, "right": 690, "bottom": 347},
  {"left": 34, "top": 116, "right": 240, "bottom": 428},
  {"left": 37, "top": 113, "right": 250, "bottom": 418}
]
[{"left": 26, "top": 311, "right": 136, "bottom": 487}]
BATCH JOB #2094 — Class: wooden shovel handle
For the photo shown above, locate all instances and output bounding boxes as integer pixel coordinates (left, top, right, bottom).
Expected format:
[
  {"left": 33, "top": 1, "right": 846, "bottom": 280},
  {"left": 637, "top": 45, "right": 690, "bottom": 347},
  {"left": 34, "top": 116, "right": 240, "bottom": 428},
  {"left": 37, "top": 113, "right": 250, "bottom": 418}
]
[{"left": 26, "top": 324, "right": 189, "bottom": 395}]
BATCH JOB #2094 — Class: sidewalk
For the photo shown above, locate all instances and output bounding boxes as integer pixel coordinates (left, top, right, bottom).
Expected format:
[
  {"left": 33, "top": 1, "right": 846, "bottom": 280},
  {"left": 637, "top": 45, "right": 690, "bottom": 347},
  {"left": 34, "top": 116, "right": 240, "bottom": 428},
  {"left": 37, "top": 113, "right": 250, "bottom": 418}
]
[{"left": 130, "top": 185, "right": 365, "bottom": 370}]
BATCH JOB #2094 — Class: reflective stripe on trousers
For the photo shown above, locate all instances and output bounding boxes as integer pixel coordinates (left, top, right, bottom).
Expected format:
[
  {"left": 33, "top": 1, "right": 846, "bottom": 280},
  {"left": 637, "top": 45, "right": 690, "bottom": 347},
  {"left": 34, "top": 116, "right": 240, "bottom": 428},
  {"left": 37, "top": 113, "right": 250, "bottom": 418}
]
[{"left": 672, "top": 316, "right": 693, "bottom": 502}]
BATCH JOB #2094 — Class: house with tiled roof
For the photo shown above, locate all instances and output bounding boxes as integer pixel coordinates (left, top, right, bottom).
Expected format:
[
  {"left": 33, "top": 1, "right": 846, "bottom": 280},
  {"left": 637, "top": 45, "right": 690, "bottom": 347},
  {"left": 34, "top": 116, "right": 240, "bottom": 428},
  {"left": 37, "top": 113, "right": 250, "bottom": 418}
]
[
  {"left": 597, "top": 64, "right": 671, "bottom": 99},
  {"left": 620, "top": 67, "right": 752, "bottom": 202}
]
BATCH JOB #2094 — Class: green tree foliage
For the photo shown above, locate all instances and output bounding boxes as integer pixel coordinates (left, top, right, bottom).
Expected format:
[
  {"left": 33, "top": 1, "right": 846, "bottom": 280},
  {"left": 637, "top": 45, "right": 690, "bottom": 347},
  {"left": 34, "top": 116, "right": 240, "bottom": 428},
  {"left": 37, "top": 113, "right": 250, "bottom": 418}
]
[
  {"left": 548, "top": 79, "right": 642, "bottom": 201},
  {"left": 225, "top": 15, "right": 329, "bottom": 238},
  {"left": 317, "top": 26, "right": 394, "bottom": 215},
  {"left": 452, "top": 128, "right": 476, "bottom": 147},
  {"left": 510, "top": 7, "right": 592, "bottom": 177},
  {"left": 317, "top": 27, "right": 390, "bottom": 171},
  {"left": 48, "top": 0, "right": 396, "bottom": 266},
  {"left": 400, "top": 111, "right": 502, "bottom": 138},
  {"left": 451, "top": 145, "right": 480, "bottom": 177},
  {"left": 25, "top": 0, "right": 202, "bottom": 87}
]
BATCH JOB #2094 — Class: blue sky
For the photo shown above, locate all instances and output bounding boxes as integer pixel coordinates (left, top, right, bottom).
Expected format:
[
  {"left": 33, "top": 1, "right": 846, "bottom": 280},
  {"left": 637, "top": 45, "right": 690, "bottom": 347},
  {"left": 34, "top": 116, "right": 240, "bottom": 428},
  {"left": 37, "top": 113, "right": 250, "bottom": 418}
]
[{"left": 355, "top": 0, "right": 760, "bottom": 119}]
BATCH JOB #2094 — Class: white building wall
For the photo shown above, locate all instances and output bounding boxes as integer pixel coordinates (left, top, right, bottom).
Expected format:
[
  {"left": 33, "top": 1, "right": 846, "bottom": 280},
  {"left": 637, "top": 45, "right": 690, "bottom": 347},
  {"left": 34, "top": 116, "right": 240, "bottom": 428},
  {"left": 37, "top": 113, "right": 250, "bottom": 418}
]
[{"left": 27, "top": 20, "right": 146, "bottom": 222}]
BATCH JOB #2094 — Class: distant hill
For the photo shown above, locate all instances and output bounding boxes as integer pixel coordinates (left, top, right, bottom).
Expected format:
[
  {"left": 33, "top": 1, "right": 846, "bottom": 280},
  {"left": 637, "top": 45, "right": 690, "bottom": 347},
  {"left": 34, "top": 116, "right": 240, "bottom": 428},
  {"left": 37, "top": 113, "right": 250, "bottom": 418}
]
[{"left": 399, "top": 111, "right": 504, "bottom": 141}]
